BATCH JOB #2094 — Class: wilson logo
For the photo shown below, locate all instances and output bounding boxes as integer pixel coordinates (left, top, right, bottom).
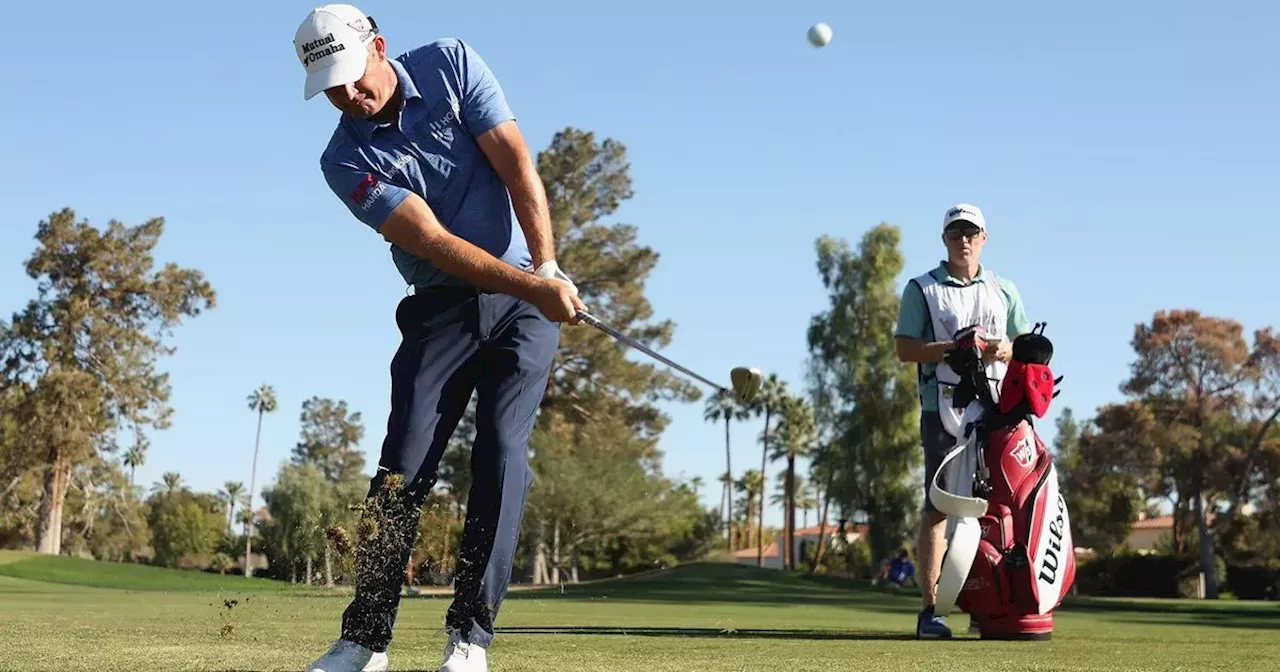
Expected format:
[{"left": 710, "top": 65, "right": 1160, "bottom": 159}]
[
  {"left": 1012, "top": 435, "right": 1035, "bottom": 467},
  {"left": 1037, "top": 493, "right": 1066, "bottom": 585}
]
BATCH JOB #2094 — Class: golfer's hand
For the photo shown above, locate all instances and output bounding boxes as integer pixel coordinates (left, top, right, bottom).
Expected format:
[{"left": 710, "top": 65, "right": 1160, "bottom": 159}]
[{"left": 533, "top": 277, "right": 586, "bottom": 324}]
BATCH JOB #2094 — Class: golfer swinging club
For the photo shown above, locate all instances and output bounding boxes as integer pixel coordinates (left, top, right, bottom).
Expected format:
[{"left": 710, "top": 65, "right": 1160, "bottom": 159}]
[
  {"left": 894, "top": 203, "right": 1031, "bottom": 639},
  {"left": 293, "top": 5, "right": 584, "bottom": 671}
]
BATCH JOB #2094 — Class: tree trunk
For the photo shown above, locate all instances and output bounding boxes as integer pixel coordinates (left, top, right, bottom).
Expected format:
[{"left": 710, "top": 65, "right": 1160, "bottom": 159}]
[
  {"left": 757, "top": 407, "right": 770, "bottom": 567},
  {"left": 324, "top": 543, "right": 334, "bottom": 587},
  {"left": 570, "top": 543, "right": 580, "bottom": 583},
  {"left": 1194, "top": 492, "right": 1218, "bottom": 598},
  {"left": 244, "top": 409, "right": 264, "bottom": 577},
  {"left": 552, "top": 519, "right": 562, "bottom": 585},
  {"left": 785, "top": 455, "right": 796, "bottom": 571},
  {"left": 724, "top": 416, "right": 733, "bottom": 545},
  {"left": 531, "top": 519, "right": 548, "bottom": 585},
  {"left": 306, "top": 554, "right": 314, "bottom": 586},
  {"left": 441, "top": 518, "right": 451, "bottom": 576},
  {"left": 1172, "top": 492, "right": 1183, "bottom": 553},
  {"left": 36, "top": 447, "right": 70, "bottom": 555},
  {"left": 809, "top": 473, "right": 834, "bottom": 576}
]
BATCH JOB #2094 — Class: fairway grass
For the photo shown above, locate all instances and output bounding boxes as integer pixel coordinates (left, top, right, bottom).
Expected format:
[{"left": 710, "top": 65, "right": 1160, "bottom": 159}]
[
  {"left": 0, "top": 553, "right": 329, "bottom": 595},
  {"left": 2, "top": 561, "right": 1276, "bottom": 671}
]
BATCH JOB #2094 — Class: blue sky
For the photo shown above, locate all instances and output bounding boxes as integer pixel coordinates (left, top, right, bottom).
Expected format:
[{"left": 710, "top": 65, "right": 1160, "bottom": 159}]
[{"left": 3, "top": 0, "right": 1277, "bottom": 528}]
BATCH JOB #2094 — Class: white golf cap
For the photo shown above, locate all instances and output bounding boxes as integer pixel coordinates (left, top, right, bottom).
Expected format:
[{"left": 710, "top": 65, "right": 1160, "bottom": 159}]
[
  {"left": 942, "top": 203, "right": 986, "bottom": 231},
  {"left": 293, "top": 4, "right": 380, "bottom": 100}
]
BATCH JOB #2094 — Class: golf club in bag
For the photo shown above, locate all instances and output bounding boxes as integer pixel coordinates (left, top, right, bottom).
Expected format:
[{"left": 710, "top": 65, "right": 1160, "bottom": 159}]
[{"left": 928, "top": 322, "right": 1076, "bottom": 640}]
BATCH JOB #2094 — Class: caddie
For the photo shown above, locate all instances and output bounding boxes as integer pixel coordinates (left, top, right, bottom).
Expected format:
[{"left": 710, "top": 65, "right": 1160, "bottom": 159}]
[{"left": 894, "top": 203, "right": 1032, "bottom": 639}]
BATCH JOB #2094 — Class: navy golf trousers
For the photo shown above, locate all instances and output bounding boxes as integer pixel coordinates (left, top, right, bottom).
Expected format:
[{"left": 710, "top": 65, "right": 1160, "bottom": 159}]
[{"left": 340, "top": 286, "right": 559, "bottom": 652}]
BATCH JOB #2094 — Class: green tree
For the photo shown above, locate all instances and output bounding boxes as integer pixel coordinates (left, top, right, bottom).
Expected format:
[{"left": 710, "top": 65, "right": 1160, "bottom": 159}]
[
  {"left": 289, "top": 396, "right": 367, "bottom": 585},
  {"left": 535, "top": 127, "right": 700, "bottom": 431},
  {"left": 1120, "top": 310, "right": 1272, "bottom": 598},
  {"left": 0, "top": 384, "right": 41, "bottom": 547},
  {"left": 703, "top": 388, "right": 751, "bottom": 546},
  {"left": 804, "top": 355, "right": 842, "bottom": 574},
  {"left": 219, "top": 481, "right": 244, "bottom": 537},
  {"left": 122, "top": 442, "right": 146, "bottom": 489},
  {"left": 747, "top": 374, "right": 787, "bottom": 566},
  {"left": 772, "top": 393, "right": 816, "bottom": 570},
  {"left": 292, "top": 396, "right": 366, "bottom": 483},
  {"left": 522, "top": 128, "right": 702, "bottom": 578},
  {"left": 259, "top": 462, "right": 345, "bottom": 584},
  {"left": 60, "top": 453, "right": 150, "bottom": 562},
  {"left": 527, "top": 410, "right": 687, "bottom": 583},
  {"left": 146, "top": 476, "right": 225, "bottom": 569},
  {"left": 244, "top": 384, "right": 277, "bottom": 577},
  {"left": 1059, "top": 403, "right": 1152, "bottom": 554},
  {"left": 1, "top": 208, "right": 215, "bottom": 555},
  {"left": 806, "top": 226, "right": 922, "bottom": 567},
  {"left": 734, "top": 469, "right": 765, "bottom": 552},
  {"left": 437, "top": 442, "right": 473, "bottom": 521}
]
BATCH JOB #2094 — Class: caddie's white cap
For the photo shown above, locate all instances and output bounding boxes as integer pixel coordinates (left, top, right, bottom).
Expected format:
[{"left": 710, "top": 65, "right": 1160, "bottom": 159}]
[
  {"left": 293, "top": 4, "right": 380, "bottom": 100},
  {"left": 942, "top": 203, "right": 986, "bottom": 231}
]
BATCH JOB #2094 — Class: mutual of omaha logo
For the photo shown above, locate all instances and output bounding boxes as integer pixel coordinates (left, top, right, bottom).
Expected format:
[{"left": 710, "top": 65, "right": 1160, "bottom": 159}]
[{"left": 300, "top": 32, "right": 345, "bottom": 66}]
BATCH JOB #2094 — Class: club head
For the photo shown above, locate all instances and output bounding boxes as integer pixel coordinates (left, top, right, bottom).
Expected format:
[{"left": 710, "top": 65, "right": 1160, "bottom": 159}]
[{"left": 730, "top": 366, "right": 763, "bottom": 404}]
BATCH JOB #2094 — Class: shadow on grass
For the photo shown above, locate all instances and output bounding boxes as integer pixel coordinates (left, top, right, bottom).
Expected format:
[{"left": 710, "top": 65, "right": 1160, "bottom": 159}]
[
  {"left": 1062, "top": 596, "right": 1280, "bottom": 618},
  {"left": 1061, "top": 595, "right": 1280, "bottom": 630},
  {"left": 495, "top": 625, "right": 925, "bottom": 641},
  {"left": 496, "top": 562, "right": 919, "bottom": 614}
]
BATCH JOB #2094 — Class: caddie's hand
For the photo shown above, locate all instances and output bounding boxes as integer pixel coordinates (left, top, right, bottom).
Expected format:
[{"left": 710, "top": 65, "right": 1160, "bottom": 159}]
[
  {"left": 533, "top": 276, "right": 586, "bottom": 324},
  {"left": 983, "top": 339, "right": 1012, "bottom": 364}
]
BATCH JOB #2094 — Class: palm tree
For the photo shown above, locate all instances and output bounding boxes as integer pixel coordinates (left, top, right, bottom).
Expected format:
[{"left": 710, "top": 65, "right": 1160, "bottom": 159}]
[
  {"left": 735, "top": 469, "right": 764, "bottom": 551},
  {"left": 748, "top": 374, "right": 787, "bottom": 567},
  {"left": 769, "top": 471, "right": 793, "bottom": 509},
  {"left": 122, "top": 444, "right": 146, "bottom": 489},
  {"left": 219, "top": 481, "right": 245, "bottom": 536},
  {"left": 806, "top": 441, "right": 838, "bottom": 575},
  {"left": 717, "top": 471, "right": 734, "bottom": 547},
  {"left": 797, "top": 478, "right": 820, "bottom": 529},
  {"left": 703, "top": 388, "right": 751, "bottom": 546},
  {"left": 772, "top": 394, "right": 816, "bottom": 571},
  {"left": 151, "top": 472, "right": 183, "bottom": 496},
  {"left": 245, "top": 384, "right": 278, "bottom": 577}
]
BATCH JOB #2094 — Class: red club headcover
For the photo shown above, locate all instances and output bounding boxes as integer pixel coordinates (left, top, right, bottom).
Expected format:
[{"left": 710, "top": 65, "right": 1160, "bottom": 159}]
[
  {"left": 998, "top": 361, "right": 1056, "bottom": 417},
  {"left": 954, "top": 325, "right": 989, "bottom": 353}
]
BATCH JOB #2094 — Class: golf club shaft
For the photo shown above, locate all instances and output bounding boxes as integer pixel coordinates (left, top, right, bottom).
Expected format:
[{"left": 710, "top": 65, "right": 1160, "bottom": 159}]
[{"left": 575, "top": 311, "right": 728, "bottom": 394}]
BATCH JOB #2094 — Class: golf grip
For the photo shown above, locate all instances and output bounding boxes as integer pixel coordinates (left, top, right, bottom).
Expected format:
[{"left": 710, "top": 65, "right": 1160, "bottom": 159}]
[{"left": 575, "top": 311, "right": 728, "bottom": 393}]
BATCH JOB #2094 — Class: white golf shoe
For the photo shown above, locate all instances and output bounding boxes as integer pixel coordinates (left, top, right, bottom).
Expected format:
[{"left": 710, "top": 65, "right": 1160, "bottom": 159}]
[
  {"left": 307, "top": 639, "right": 389, "bottom": 672},
  {"left": 440, "top": 629, "right": 488, "bottom": 672}
]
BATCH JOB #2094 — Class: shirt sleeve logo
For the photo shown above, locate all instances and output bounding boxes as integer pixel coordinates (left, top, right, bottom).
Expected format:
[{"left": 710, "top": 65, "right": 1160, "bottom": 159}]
[{"left": 351, "top": 174, "right": 385, "bottom": 211}]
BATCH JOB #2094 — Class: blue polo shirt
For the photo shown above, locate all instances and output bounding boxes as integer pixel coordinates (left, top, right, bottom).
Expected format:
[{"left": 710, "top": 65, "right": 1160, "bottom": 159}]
[
  {"left": 319, "top": 38, "right": 530, "bottom": 290},
  {"left": 888, "top": 557, "right": 914, "bottom": 586}
]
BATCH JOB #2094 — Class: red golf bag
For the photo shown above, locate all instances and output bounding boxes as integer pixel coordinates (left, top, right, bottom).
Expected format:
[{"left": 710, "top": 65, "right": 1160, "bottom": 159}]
[{"left": 932, "top": 322, "right": 1076, "bottom": 640}]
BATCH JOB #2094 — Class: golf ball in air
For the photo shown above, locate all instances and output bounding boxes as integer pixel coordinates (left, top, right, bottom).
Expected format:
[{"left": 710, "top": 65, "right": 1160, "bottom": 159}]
[{"left": 807, "top": 22, "right": 833, "bottom": 47}]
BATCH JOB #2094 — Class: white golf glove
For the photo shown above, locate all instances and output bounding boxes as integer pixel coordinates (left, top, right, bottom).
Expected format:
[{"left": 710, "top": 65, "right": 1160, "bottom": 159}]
[{"left": 534, "top": 260, "right": 579, "bottom": 296}]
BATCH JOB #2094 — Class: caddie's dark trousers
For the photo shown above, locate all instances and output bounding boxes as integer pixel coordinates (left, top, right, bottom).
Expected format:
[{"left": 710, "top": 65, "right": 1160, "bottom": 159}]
[{"left": 340, "top": 287, "right": 559, "bottom": 652}]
